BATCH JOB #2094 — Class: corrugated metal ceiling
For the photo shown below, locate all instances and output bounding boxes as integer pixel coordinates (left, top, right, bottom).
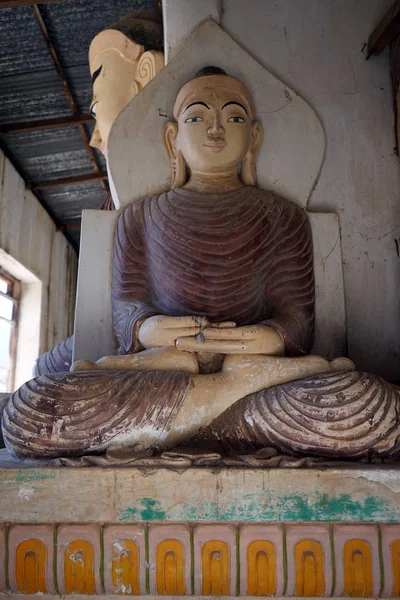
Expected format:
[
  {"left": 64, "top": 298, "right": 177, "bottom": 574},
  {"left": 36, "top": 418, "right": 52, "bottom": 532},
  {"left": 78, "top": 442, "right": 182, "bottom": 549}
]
[{"left": 0, "top": 0, "right": 157, "bottom": 250}]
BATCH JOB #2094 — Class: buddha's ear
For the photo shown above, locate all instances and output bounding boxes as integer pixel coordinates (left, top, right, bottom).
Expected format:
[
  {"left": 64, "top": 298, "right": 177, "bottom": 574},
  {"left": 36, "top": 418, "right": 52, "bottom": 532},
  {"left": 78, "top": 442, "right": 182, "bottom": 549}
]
[
  {"left": 241, "top": 121, "right": 264, "bottom": 186},
  {"left": 251, "top": 121, "right": 264, "bottom": 156},
  {"left": 164, "top": 121, "right": 186, "bottom": 188},
  {"left": 135, "top": 50, "right": 164, "bottom": 88},
  {"left": 89, "top": 122, "right": 103, "bottom": 151}
]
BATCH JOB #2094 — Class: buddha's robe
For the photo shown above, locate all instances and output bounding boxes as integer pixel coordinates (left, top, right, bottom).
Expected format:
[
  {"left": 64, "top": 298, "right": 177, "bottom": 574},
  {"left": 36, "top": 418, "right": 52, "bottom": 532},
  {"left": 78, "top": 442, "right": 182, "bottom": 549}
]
[
  {"left": 112, "top": 186, "right": 315, "bottom": 357},
  {"left": 34, "top": 336, "right": 73, "bottom": 377},
  {"left": 2, "top": 370, "right": 190, "bottom": 459},
  {"left": 192, "top": 371, "right": 400, "bottom": 460}
]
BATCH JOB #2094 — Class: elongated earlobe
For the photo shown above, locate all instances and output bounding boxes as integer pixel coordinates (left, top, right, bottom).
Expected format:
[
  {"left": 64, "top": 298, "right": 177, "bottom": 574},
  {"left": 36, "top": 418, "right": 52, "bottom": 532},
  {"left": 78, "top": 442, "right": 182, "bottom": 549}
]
[
  {"left": 240, "top": 121, "right": 263, "bottom": 186},
  {"left": 164, "top": 121, "right": 187, "bottom": 188}
]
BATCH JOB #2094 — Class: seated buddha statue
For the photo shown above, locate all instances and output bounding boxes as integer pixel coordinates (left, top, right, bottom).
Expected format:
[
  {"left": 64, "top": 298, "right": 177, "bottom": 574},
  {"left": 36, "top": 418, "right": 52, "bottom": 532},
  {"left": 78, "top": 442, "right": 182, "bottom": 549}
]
[{"left": 3, "top": 67, "right": 400, "bottom": 462}]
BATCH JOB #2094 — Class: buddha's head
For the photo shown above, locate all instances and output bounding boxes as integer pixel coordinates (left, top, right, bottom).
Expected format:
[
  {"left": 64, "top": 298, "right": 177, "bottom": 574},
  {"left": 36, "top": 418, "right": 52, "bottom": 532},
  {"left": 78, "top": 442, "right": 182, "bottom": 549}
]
[
  {"left": 89, "top": 10, "right": 164, "bottom": 155},
  {"left": 164, "top": 66, "right": 263, "bottom": 188}
]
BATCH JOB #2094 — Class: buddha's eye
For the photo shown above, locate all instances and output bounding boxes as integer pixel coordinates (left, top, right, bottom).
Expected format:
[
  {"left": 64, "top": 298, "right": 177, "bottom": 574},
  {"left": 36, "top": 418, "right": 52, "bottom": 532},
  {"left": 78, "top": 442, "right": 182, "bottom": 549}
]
[
  {"left": 227, "top": 116, "right": 245, "bottom": 123},
  {"left": 90, "top": 101, "right": 98, "bottom": 118},
  {"left": 184, "top": 116, "right": 203, "bottom": 123}
]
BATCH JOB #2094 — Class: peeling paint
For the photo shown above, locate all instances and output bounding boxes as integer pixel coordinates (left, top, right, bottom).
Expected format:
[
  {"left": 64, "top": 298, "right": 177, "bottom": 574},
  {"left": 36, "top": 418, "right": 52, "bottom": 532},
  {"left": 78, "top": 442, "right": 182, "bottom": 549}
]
[
  {"left": 118, "top": 491, "right": 393, "bottom": 523},
  {"left": 17, "top": 484, "right": 35, "bottom": 501},
  {"left": 118, "top": 498, "right": 166, "bottom": 522},
  {"left": 342, "top": 471, "right": 400, "bottom": 494},
  {"left": 14, "top": 470, "right": 56, "bottom": 483}
]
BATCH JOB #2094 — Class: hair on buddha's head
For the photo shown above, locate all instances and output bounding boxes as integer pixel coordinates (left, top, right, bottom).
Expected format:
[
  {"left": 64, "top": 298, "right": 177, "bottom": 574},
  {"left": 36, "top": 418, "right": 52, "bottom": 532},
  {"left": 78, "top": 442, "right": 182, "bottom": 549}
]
[
  {"left": 193, "top": 65, "right": 227, "bottom": 78},
  {"left": 105, "top": 10, "right": 163, "bottom": 52}
]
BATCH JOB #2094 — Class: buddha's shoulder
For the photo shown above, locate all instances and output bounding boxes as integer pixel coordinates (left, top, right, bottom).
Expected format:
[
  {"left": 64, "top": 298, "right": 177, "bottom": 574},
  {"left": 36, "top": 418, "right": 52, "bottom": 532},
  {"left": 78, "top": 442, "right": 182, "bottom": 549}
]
[
  {"left": 254, "top": 187, "right": 307, "bottom": 218},
  {"left": 118, "top": 193, "right": 164, "bottom": 221}
]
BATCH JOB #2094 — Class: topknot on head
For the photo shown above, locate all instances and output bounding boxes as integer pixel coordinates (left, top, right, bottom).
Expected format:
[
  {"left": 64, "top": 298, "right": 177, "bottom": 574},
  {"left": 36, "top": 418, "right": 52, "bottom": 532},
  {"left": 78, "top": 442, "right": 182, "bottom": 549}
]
[{"left": 193, "top": 66, "right": 227, "bottom": 78}]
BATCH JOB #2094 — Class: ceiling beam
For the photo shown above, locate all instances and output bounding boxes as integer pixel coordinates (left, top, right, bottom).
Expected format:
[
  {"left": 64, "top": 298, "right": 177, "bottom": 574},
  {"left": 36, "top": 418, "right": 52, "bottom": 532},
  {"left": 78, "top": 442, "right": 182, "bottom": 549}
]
[
  {"left": 0, "top": 114, "right": 94, "bottom": 134},
  {"left": 0, "top": 137, "right": 78, "bottom": 252},
  {"left": 29, "top": 172, "right": 108, "bottom": 190},
  {"left": 59, "top": 219, "right": 82, "bottom": 232},
  {"left": 0, "top": 0, "right": 69, "bottom": 7},
  {"left": 368, "top": 0, "right": 400, "bottom": 57},
  {"left": 32, "top": 4, "right": 108, "bottom": 196}
]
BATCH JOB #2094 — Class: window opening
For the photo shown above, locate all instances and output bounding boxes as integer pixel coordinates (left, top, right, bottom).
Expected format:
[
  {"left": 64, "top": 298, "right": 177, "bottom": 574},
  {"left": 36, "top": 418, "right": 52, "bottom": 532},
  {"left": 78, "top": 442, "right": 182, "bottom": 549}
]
[{"left": 0, "top": 269, "right": 19, "bottom": 392}]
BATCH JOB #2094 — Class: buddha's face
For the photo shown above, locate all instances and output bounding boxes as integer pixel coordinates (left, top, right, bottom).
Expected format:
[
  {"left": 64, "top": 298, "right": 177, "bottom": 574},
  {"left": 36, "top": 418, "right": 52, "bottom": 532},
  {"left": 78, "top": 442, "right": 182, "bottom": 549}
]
[
  {"left": 89, "top": 48, "right": 140, "bottom": 155},
  {"left": 175, "top": 87, "right": 253, "bottom": 174}
]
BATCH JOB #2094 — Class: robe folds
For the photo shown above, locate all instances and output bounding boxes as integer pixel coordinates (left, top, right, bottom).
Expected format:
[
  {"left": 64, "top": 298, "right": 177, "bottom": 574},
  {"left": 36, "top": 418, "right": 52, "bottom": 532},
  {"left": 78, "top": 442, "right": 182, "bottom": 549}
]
[{"left": 112, "top": 186, "right": 315, "bottom": 356}]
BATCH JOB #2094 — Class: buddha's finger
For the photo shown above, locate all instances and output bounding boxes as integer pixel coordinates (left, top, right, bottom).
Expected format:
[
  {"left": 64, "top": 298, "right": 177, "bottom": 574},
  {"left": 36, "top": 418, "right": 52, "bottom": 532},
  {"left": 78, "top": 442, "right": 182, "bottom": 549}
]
[
  {"left": 203, "top": 327, "right": 255, "bottom": 339},
  {"left": 163, "top": 316, "right": 210, "bottom": 329},
  {"left": 208, "top": 321, "right": 237, "bottom": 329},
  {"left": 164, "top": 327, "right": 205, "bottom": 342},
  {"left": 176, "top": 336, "right": 245, "bottom": 353}
]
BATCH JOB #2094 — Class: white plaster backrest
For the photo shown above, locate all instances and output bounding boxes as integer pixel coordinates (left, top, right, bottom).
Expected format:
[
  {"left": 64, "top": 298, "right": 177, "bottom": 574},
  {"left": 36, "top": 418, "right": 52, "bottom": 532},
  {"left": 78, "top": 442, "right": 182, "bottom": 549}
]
[{"left": 107, "top": 20, "right": 325, "bottom": 210}]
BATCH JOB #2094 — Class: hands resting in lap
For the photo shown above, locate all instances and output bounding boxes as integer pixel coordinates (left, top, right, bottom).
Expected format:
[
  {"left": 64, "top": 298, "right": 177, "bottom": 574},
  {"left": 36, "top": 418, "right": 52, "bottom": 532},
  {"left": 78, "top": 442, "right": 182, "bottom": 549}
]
[{"left": 138, "top": 315, "right": 285, "bottom": 356}]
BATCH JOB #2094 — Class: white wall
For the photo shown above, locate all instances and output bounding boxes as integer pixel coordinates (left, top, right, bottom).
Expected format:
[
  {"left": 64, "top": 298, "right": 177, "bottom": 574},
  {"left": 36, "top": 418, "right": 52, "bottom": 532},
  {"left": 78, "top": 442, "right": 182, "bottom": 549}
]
[
  {"left": 215, "top": 0, "right": 400, "bottom": 381},
  {"left": 0, "top": 149, "right": 77, "bottom": 383}
]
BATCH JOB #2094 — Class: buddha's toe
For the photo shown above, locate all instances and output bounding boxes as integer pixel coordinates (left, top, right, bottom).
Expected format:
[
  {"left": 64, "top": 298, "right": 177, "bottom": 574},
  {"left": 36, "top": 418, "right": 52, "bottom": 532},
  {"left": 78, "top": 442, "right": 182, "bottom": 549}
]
[
  {"left": 330, "top": 357, "right": 355, "bottom": 372},
  {"left": 70, "top": 359, "right": 97, "bottom": 372}
]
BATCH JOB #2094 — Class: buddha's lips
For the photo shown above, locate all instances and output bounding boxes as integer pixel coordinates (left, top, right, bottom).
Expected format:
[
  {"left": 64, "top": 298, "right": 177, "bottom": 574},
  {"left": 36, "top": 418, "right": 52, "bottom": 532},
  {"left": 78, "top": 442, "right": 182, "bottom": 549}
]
[{"left": 203, "top": 141, "right": 226, "bottom": 151}]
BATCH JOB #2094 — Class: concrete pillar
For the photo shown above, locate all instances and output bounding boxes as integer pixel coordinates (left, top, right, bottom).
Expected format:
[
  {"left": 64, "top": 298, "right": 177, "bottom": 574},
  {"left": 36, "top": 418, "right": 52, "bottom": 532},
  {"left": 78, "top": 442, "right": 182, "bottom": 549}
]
[{"left": 162, "top": 0, "right": 220, "bottom": 62}]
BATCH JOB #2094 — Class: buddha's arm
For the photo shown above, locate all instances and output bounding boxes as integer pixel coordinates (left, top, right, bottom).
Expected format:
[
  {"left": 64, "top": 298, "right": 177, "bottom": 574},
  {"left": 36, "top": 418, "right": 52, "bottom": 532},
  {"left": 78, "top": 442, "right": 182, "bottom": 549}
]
[
  {"left": 261, "top": 202, "right": 315, "bottom": 356},
  {"left": 111, "top": 204, "right": 213, "bottom": 355},
  {"left": 112, "top": 203, "right": 159, "bottom": 353}
]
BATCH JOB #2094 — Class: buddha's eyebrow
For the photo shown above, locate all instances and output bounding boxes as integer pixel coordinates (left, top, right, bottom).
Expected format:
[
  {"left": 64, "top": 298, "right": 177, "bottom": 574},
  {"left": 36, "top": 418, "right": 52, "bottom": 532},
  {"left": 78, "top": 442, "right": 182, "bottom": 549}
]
[
  {"left": 183, "top": 101, "right": 210, "bottom": 113},
  {"left": 221, "top": 101, "right": 248, "bottom": 114},
  {"left": 92, "top": 65, "right": 102, "bottom": 84}
]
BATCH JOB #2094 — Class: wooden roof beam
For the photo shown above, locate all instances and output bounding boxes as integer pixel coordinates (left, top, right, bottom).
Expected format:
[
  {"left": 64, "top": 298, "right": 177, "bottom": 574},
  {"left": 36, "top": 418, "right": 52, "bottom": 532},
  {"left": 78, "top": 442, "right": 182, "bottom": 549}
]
[
  {"left": 32, "top": 4, "right": 108, "bottom": 196},
  {"left": 29, "top": 172, "right": 108, "bottom": 190},
  {"left": 0, "top": 114, "right": 94, "bottom": 134},
  {"left": 368, "top": 0, "right": 400, "bottom": 57},
  {"left": 0, "top": 0, "right": 69, "bottom": 7},
  {"left": 59, "top": 219, "right": 82, "bottom": 232}
]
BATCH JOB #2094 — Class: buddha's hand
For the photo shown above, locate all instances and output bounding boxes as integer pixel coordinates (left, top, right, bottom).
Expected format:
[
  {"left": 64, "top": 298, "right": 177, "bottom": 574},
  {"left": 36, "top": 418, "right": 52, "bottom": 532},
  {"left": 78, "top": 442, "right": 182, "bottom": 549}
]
[
  {"left": 138, "top": 315, "right": 236, "bottom": 349},
  {"left": 175, "top": 324, "right": 285, "bottom": 355}
]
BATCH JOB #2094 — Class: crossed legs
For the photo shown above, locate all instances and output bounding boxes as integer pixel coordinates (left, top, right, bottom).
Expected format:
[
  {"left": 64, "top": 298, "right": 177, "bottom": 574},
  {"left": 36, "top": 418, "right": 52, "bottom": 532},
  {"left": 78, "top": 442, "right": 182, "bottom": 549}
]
[{"left": 72, "top": 348, "right": 355, "bottom": 449}]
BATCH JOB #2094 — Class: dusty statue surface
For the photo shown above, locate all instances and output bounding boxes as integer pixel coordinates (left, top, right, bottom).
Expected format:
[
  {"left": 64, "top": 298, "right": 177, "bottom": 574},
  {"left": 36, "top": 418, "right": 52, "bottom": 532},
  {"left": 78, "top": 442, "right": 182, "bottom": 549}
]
[{"left": 4, "top": 67, "right": 400, "bottom": 462}]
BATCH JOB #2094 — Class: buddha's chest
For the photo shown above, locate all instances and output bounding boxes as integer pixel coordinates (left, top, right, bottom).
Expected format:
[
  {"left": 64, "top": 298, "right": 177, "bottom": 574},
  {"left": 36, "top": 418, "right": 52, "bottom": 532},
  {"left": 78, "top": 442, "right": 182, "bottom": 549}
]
[
  {"left": 142, "top": 209, "right": 278, "bottom": 320},
  {"left": 144, "top": 212, "right": 275, "bottom": 279}
]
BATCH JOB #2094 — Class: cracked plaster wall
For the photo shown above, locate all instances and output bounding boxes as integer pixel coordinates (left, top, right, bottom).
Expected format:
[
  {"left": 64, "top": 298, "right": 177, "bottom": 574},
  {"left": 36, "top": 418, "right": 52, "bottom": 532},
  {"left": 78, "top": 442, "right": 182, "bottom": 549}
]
[{"left": 220, "top": 0, "right": 400, "bottom": 380}]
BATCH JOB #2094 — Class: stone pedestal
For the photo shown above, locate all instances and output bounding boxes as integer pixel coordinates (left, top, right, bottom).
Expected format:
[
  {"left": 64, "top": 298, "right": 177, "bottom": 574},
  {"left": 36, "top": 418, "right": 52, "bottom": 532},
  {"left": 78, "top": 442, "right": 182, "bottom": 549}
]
[{"left": 1, "top": 450, "right": 400, "bottom": 598}]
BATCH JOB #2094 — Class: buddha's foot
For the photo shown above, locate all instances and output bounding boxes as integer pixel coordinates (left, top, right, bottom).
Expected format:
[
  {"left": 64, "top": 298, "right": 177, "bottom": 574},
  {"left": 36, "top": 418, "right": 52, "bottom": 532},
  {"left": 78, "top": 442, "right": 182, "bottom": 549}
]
[
  {"left": 71, "top": 347, "right": 200, "bottom": 374},
  {"left": 330, "top": 356, "right": 356, "bottom": 371},
  {"left": 221, "top": 353, "right": 355, "bottom": 393}
]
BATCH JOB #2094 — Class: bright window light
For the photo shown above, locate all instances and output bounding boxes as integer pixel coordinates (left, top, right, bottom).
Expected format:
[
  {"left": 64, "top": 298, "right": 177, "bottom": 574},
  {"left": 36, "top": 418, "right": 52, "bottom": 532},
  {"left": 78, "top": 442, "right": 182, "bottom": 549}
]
[{"left": 0, "top": 275, "right": 18, "bottom": 393}]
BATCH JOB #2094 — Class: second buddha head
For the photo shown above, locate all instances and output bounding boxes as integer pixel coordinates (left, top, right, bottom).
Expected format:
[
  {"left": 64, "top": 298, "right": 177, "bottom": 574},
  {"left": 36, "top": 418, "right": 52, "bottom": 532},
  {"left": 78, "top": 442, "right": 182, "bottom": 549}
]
[{"left": 89, "top": 10, "right": 164, "bottom": 155}]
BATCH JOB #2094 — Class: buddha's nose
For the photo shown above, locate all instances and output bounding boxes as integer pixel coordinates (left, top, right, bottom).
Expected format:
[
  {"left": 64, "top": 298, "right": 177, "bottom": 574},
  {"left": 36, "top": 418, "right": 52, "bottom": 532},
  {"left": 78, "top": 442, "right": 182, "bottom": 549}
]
[{"left": 207, "top": 114, "right": 224, "bottom": 138}]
